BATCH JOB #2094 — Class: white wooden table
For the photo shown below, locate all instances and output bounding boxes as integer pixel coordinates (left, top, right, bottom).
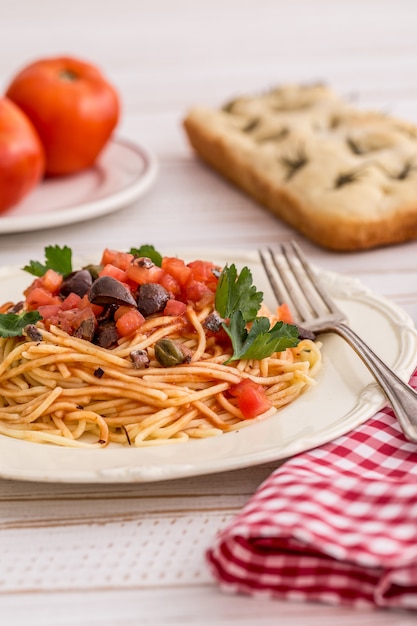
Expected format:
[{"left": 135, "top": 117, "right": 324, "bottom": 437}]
[{"left": 1, "top": 1, "right": 417, "bottom": 623}]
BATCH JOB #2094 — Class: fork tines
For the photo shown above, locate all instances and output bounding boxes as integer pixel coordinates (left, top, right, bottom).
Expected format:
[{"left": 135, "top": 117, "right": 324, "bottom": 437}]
[{"left": 259, "top": 241, "right": 344, "bottom": 328}]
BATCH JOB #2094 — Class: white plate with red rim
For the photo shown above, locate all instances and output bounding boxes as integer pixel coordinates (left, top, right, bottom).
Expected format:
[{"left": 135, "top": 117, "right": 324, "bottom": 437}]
[
  {"left": 0, "top": 138, "right": 158, "bottom": 234},
  {"left": 0, "top": 248, "right": 416, "bottom": 483}
]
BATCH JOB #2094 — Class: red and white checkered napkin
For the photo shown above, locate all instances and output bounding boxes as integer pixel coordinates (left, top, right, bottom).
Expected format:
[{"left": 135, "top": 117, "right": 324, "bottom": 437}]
[{"left": 207, "top": 370, "right": 417, "bottom": 610}]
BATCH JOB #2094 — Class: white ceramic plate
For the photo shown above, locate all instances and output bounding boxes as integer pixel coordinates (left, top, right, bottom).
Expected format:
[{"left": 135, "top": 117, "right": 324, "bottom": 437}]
[
  {"left": 0, "top": 138, "right": 158, "bottom": 234},
  {"left": 0, "top": 249, "right": 416, "bottom": 483}
]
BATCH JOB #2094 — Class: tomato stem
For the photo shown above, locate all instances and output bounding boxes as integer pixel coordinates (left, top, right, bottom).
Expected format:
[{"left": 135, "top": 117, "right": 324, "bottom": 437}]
[{"left": 59, "top": 69, "right": 79, "bottom": 81}]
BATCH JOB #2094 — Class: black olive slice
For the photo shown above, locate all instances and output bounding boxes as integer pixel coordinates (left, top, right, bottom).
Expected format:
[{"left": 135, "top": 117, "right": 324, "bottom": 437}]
[
  {"left": 88, "top": 276, "right": 136, "bottom": 307},
  {"left": 137, "top": 283, "right": 169, "bottom": 317},
  {"left": 60, "top": 270, "right": 93, "bottom": 298}
]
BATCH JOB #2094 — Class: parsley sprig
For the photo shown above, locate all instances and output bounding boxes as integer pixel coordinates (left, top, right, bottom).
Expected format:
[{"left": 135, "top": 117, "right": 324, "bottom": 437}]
[
  {"left": 215, "top": 264, "right": 263, "bottom": 322},
  {"left": 129, "top": 244, "right": 162, "bottom": 267},
  {"left": 0, "top": 311, "right": 42, "bottom": 338},
  {"left": 23, "top": 245, "right": 73, "bottom": 277},
  {"left": 215, "top": 264, "right": 299, "bottom": 363}
]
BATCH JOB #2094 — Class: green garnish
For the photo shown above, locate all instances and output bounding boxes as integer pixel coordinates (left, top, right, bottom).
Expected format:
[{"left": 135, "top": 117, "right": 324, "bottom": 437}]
[
  {"left": 215, "top": 264, "right": 299, "bottom": 363},
  {"left": 224, "top": 311, "right": 299, "bottom": 362},
  {"left": 129, "top": 244, "right": 162, "bottom": 267},
  {"left": 215, "top": 264, "right": 263, "bottom": 322},
  {"left": 23, "top": 245, "right": 73, "bottom": 277},
  {"left": 0, "top": 311, "right": 42, "bottom": 338}
]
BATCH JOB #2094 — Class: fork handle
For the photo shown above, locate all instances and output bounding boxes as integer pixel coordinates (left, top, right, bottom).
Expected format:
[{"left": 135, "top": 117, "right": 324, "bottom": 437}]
[{"left": 329, "top": 322, "right": 417, "bottom": 442}]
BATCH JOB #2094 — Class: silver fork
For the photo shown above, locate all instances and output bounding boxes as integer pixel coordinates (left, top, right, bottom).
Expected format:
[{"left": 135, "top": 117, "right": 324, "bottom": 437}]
[{"left": 259, "top": 240, "right": 417, "bottom": 443}]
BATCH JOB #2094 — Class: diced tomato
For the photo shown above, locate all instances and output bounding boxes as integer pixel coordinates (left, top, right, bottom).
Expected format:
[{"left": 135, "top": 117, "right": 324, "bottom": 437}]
[
  {"left": 159, "top": 272, "right": 181, "bottom": 297},
  {"left": 53, "top": 308, "right": 90, "bottom": 335},
  {"left": 114, "top": 305, "right": 134, "bottom": 321},
  {"left": 124, "top": 278, "right": 139, "bottom": 292},
  {"left": 229, "top": 379, "right": 273, "bottom": 419},
  {"left": 184, "top": 280, "right": 214, "bottom": 308},
  {"left": 276, "top": 303, "right": 293, "bottom": 324},
  {"left": 99, "top": 263, "right": 128, "bottom": 283},
  {"left": 162, "top": 257, "right": 192, "bottom": 286},
  {"left": 79, "top": 294, "right": 104, "bottom": 317},
  {"left": 100, "top": 248, "right": 134, "bottom": 271},
  {"left": 71, "top": 307, "right": 96, "bottom": 330},
  {"left": 115, "top": 308, "right": 145, "bottom": 337},
  {"left": 42, "top": 307, "right": 97, "bottom": 335},
  {"left": 25, "top": 287, "right": 61, "bottom": 310},
  {"left": 61, "top": 292, "right": 82, "bottom": 311},
  {"left": 41, "top": 269, "right": 63, "bottom": 294},
  {"left": 74, "top": 306, "right": 95, "bottom": 325},
  {"left": 163, "top": 299, "right": 187, "bottom": 317},
  {"left": 205, "top": 325, "right": 231, "bottom": 348},
  {"left": 23, "top": 269, "right": 63, "bottom": 303},
  {"left": 126, "top": 261, "right": 165, "bottom": 285},
  {"left": 187, "top": 260, "right": 218, "bottom": 290},
  {"left": 23, "top": 279, "right": 39, "bottom": 298},
  {"left": 229, "top": 378, "right": 257, "bottom": 398},
  {"left": 56, "top": 309, "right": 78, "bottom": 334},
  {"left": 37, "top": 304, "right": 62, "bottom": 320}
]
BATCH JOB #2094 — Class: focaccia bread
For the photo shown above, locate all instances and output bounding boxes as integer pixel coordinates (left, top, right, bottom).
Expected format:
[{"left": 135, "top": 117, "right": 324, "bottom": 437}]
[{"left": 183, "top": 84, "right": 417, "bottom": 251}]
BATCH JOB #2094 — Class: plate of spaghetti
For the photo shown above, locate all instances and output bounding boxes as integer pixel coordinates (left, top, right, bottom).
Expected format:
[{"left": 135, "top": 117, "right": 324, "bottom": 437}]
[{"left": 0, "top": 245, "right": 416, "bottom": 483}]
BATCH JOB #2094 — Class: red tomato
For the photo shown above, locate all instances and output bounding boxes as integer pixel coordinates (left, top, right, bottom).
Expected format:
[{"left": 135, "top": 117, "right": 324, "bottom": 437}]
[
  {"left": 100, "top": 249, "right": 133, "bottom": 270},
  {"left": 159, "top": 272, "right": 181, "bottom": 297},
  {"left": 79, "top": 294, "right": 103, "bottom": 317},
  {"left": 57, "top": 307, "right": 97, "bottom": 335},
  {"left": 115, "top": 309, "right": 145, "bottom": 337},
  {"left": 61, "top": 292, "right": 82, "bottom": 311},
  {"left": 163, "top": 299, "right": 187, "bottom": 317},
  {"left": 24, "top": 270, "right": 63, "bottom": 302},
  {"left": 126, "top": 261, "right": 165, "bottom": 285},
  {"left": 25, "top": 287, "right": 61, "bottom": 310},
  {"left": 37, "top": 304, "right": 61, "bottom": 321},
  {"left": 184, "top": 280, "right": 214, "bottom": 308},
  {"left": 229, "top": 379, "right": 273, "bottom": 419},
  {"left": 40, "top": 269, "right": 64, "bottom": 294},
  {"left": 114, "top": 305, "right": 134, "bottom": 321},
  {"left": 162, "top": 257, "right": 192, "bottom": 286},
  {"left": 99, "top": 264, "right": 128, "bottom": 283},
  {"left": 187, "top": 260, "right": 218, "bottom": 291},
  {"left": 0, "top": 98, "right": 45, "bottom": 214},
  {"left": 6, "top": 56, "right": 120, "bottom": 176},
  {"left": 276, "top": 303, "right": 294, "bottom": 324}
]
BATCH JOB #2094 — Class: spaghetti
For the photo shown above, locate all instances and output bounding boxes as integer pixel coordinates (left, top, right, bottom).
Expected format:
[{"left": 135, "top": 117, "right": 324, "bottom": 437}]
[{"left": 0, "top": 247, "right": 321, "bottom": 448}]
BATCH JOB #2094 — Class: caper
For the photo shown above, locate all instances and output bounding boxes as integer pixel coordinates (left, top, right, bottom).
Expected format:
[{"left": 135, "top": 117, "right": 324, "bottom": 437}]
[{"left": 154, "top": 339, "right": 186, "bottom": 368}]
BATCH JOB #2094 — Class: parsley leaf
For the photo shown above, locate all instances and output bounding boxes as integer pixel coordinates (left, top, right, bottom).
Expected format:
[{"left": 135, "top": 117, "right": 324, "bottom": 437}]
[
  {"left": 129, "top": 245, "right": 162, "bottom": 267},
  {"left": 215, "top": 264, "right": 300, "bottom": 363},
  {"left": 215, "top": 264, "right": 263, "bottom": 322},
  {"left": 0, "top": 311, "right": 42, "bottom": 338},
  {"left": 23, "top": 245, "right": 73, "bottom": 277},
  {"left": 223, "top": 311, "right": 299, "bottom": 363}
]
